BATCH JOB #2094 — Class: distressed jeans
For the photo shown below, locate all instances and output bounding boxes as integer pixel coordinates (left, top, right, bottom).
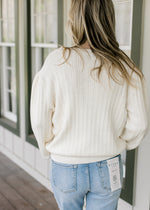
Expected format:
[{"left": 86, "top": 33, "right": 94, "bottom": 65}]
[{"left": 49, "top": 154, "right": 123, "bottom": 210}]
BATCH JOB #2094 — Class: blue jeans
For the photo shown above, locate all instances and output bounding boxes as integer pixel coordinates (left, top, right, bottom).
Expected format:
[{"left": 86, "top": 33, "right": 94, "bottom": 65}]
[{"left": 49, "top": 154, "right": 123, "bottom": 210}]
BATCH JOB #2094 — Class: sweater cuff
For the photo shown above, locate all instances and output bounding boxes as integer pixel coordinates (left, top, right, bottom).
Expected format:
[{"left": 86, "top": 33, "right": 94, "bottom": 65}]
[
  {"left": 40, "top": 149, "right": 51, "bottom": 159},
  {"left": 126, "top": 143, "right": 137, "bottom": 151}
]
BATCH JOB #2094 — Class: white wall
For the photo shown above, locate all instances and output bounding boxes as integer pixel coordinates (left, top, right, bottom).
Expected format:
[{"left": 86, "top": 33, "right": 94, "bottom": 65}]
[
  {"left": 118, "top": 0, "right": 150, "bottom": 209},
  {"left": 131, "top": 0, "right": 150, "bottom": 209}
]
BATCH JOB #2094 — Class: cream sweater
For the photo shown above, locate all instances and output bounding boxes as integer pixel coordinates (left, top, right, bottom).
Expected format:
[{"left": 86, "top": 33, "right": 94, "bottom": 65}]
[{"left": 30, "top": 46, "right": 150, "bottom": 164}]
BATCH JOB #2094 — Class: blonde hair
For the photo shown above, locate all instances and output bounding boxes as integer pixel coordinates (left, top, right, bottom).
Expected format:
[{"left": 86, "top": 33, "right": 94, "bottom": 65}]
[{"left": 60, "top": 0, "right": 144, "bottom": 88}]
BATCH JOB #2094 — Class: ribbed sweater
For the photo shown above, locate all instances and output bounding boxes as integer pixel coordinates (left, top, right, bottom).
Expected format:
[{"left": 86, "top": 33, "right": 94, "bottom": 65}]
[{"left": 30, "top": 46, "right": 150, "bottom": 164}]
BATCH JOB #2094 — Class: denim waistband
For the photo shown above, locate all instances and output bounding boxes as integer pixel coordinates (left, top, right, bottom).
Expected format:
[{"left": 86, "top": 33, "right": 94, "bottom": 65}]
[
  {"left": 51, "top": 154, "right": 121, "bottom": 167},
  {"left": 96, "top": 154, "right": 121, "bottom": 166}
]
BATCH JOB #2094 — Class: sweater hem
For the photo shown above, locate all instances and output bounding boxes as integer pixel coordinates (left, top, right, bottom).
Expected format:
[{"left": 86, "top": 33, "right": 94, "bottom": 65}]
[{"left": 50, "top": 153, "right": 121, "bottom": 164}]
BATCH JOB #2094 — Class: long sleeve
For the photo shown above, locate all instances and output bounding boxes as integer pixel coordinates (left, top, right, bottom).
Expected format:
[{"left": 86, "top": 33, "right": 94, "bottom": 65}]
[
  {"left": 30, "top": 69, "right": 55, "bottom": 159},
  {"left": 119, "top": 71, "right": 150, "bottom": 150}
]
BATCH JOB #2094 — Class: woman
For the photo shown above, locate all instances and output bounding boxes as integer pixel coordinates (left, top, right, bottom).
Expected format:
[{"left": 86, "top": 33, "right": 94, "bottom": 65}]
[{"left": 30, "top": 0, "right": 150, "bottom": 209}]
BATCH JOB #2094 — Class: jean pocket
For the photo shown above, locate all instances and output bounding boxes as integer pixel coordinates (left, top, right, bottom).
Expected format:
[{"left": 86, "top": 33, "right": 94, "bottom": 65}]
[
  {"left": 97, "top": 155, "right": 123, "bottom": 194},
  {"left": 51, "top": 159, "right": 77, "bottom": 193},
  {"left": 97, "top": 163, "right": 112, "bottom": 193}
]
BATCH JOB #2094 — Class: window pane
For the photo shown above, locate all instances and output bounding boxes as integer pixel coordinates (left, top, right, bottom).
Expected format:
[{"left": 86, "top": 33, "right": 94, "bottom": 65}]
[
  {"left": 43, "top": 48, "right": 50, "bottom": 61},
  {"left": 11, "top": 47, "right": 15, "bottom": 67},
  {"left": 8, "top": 20, "right": 15, "bottom": 42},
  {"left": 41, "top": 0, "right": 45, "bottom": 13},
  {"left": 1, "top": 46, "right": 16, "bottom": 120},
  {"left": 0, "top": 47, "right": 2, "bottom": 67},
  {"left": 32, "top": 0, "right": 57, "bottom": 44},
  {"left": 0, "top": 2, "right": 2, "bottom": 19},
  {"left": 113, "top": 0, "right": 132, "bottom": 46},
  {"left": 7, "top": 47, "right": 11, "bottom": 67},
  {"left": 35, "top": 15, "right": 43, "bottom": 42},
  {"left": 2, "top": 20, "right": 8, "bottom": 42},
  {"left": 12, "top": 92, "right": 16, "bottom": 115},
  {"left": 7, "top": 69, "right": 12, "bottom": 90},
  {"left": 45, "top": 0, "right": 57, "bottom": 14},
  {"left": 31, "top": 47, "right": 53, "bottom": 81},
  {"left": 6, "top": 47, "right": 16, "bottom": 92},
  {"left": 45, "top": 0, "right": 57, "bottom": 44},
  {"left": 6, "top": 70, "right": 16, "bottom": 114},
  {"left": 34, "top": 0, "right": 41, "bottom": 14},
  {"left": 7, "top": 91, "right": 16, "bottom": 114},
  {"left": 6, "top": 47, "right": 15, "bottom": 68},
  {"left": 46, "top": 14, "right": 57, "bottom": 44},
  {"left": 7, "top": 0, "right": 14, "bottom": 18},
  {"left": 12, "top": 69, "right": 16, "bottom": 98},
  {"left": 2, "top": 0, "right": 7, "bottom": 19},
  {"left": 8, "top": 91, "right": 13, "bottom": 112},
  {"left": 1, "top": 0, "right": 15, "bottom": 43}
]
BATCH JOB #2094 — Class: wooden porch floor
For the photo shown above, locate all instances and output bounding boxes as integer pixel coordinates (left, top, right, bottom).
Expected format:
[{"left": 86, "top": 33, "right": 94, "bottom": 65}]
[{"left": 0, "top": 152, "right": 59, "bottom": 210}]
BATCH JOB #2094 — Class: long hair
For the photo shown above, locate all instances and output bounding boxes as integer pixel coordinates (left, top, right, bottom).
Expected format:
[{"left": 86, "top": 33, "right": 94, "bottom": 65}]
[{"left": 59, "top": 0, "right": 144, "bottom": 87}]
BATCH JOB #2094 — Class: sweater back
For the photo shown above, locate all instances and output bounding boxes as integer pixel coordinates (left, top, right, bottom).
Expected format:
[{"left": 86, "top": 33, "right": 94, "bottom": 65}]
[{"left": 30, "top": 46, "right": 150, "bottom": 164}]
